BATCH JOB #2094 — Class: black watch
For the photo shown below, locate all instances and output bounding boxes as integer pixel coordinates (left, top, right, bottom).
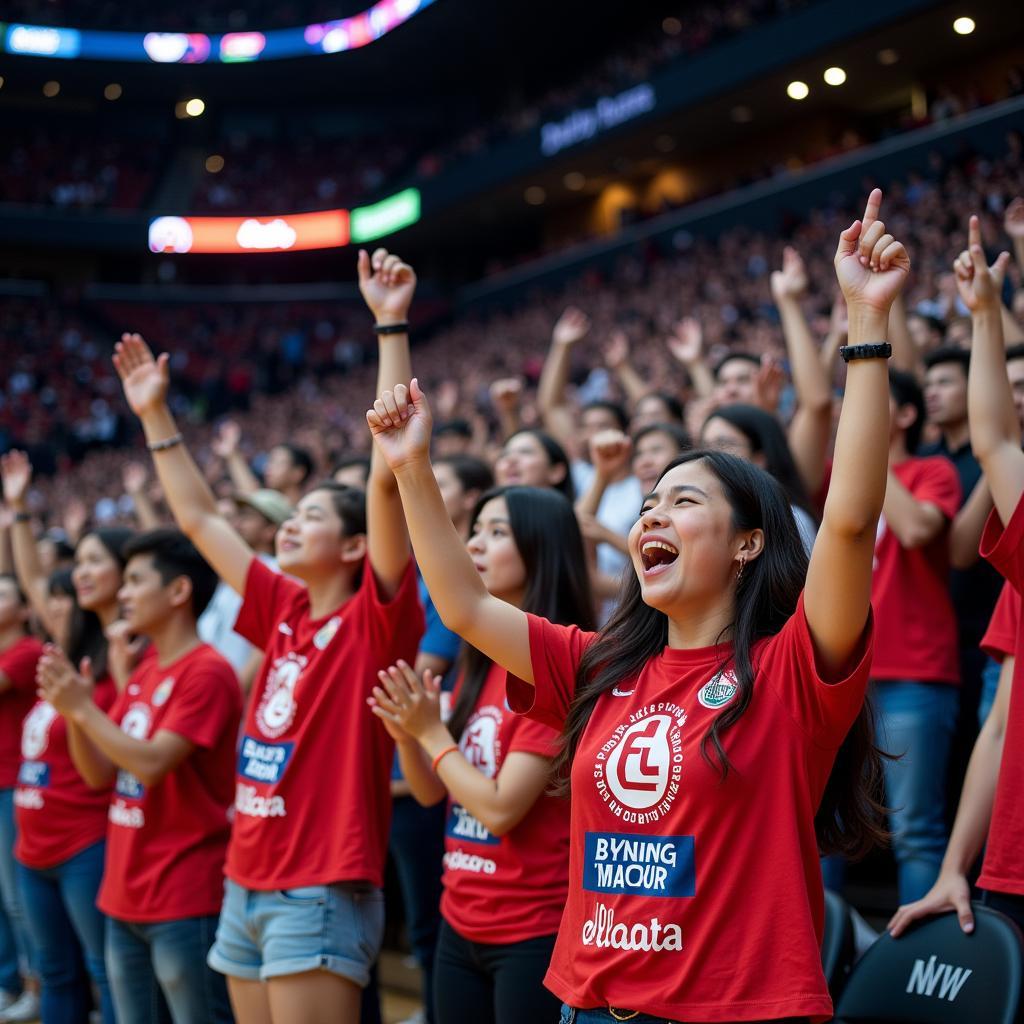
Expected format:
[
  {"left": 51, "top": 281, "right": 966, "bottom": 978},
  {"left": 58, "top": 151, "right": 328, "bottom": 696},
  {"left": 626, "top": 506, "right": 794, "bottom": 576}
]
[{"left": 839, "top": 343, "right": 892, "bottom": 363}]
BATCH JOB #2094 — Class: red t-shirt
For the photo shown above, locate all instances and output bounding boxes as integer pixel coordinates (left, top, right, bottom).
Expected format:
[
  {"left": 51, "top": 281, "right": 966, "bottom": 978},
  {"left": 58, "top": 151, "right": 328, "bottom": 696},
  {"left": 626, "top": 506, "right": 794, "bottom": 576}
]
[
  {"left": 981, "top": 581, "right": 1020, "bottom": 664},
  {"left": 0, "top": 637, "right": 43, "bottom": 788},
  {"left": 977, "top": 497, "right": 1024, "bottom": 896},
  {"left": 441, "top": 662, "right": 569, "bottom": 944},
  {"left": 15, "top": 677, "right": 117, "bottom": 870},
  {"left": 230, "top": 557, "right": 423, "bottom": 890},
  {"left": 507, "top": 594, "right": 872, "bottom": 1024},
  {"left": 871, "top": 457, "right": 961, "bottom": 683},
  {"left": 97, "top": 643, "right": 242, "bottom": 922}
]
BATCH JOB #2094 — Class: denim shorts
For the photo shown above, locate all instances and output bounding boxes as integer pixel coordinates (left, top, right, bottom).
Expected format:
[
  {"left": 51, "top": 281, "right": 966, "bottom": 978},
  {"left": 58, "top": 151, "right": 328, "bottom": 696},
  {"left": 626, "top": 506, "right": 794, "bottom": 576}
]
[{"left": 207, "top": 878, "right": 385, "bottom": 986}]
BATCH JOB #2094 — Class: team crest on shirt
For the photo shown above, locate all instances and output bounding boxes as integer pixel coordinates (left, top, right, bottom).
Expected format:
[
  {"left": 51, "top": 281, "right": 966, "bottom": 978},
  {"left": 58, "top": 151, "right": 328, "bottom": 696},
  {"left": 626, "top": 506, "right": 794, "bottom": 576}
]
[
  {"left": 21, "top": 703, "right": 58, "bottom": 761},
  {"left": 313, "top": 615, "right": 342, "bottom": 651},
  {"left": 697, "top": 670, "right": 737, "bottom": 710},
  {"left": 593, "top": 702, "right": 686, "bottom": 825},
  {"left": 460, "top": 706, "right": 502, "bottom": 779},
  {"left": 121, "top": 703, "right": 153, "bottom": 740},
  {"left": 152, "top": 677, "right": 175, "bottom": 707},
  {"left": 256, "top": 652, "right": 307, "bottom": 738}
]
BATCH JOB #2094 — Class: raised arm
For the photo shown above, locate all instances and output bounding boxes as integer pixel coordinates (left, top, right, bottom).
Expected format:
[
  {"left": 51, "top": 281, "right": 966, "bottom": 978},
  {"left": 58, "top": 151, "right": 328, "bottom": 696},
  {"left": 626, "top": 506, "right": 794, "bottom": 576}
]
[
  {"left": 958, "top": 217, "right": 1024, "bottom": 523},
  {"left": 489, "top": 378, "right": 524, "bottom": 442},
  {"left": 805, "top": 189, "right": 909, "bottom": 674},
  {"left": 1005, "top": 198, "right": 1024, "bottom": 279},
  {"left": 888, "top": 293, "right": 921, "bottom": 377},
  {"left": 211, "top": 422, "right": 261, "bottom": 496},
  {"left": 666, "top": 318, "right": 714, "bottom": 399},
  {"left": 358, "top": 248, "right": 415, "bottom": 598},
  {"left": 949, "top": 477, "right": 994, "bottom": 570},
  {"left": 604, "top": 332, "right": 647, "bottom": 407},
  {"left": 771, "top": 246, "right": 833, "bottom": 496},
  {"left": 113, "top": 334, "right": 254, "bottom": 595},
  {"left": 367, "top": 380, "right": 532, "bottom": 683},
  {"left": 122, "top": 463, "right": 161, "bottom": 530},
  {"left": 537, "top": 306, "right": 589, "bottom": 453}
]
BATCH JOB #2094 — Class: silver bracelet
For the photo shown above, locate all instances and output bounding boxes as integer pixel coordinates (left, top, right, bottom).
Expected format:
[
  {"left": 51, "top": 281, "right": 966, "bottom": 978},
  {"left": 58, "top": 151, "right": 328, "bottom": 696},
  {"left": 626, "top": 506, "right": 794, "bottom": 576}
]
[{"left": 147, "top": 434, "right": 184, "bottom": 452}]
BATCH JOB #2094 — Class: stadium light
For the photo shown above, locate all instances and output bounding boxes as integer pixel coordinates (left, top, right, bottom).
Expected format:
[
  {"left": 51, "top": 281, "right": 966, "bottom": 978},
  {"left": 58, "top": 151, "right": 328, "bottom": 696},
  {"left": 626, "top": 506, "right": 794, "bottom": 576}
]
[
  {"left": 877, "top": 48, "right": 899, "bottom": 65},
  {"left": 823, "top": 67, "right": 846, "bottom": 86},
  {"left": 953, "top": 16, "right": 975, "bottom": 35},
  {"left": 525, "top": 186, "right": 546, "bottom": 206},
  {"left": 205, "top": 155, "right": 225, "bottom": 173},
  {"left": 104, "top": 83, "right": 122, "bottom": 100},
  {"left": 42, "top": 80, "right": 60, "bottom": 97},
  {"left": 563, "top": 172, "right": 586, "bottom": 191},
  {"left": 786, "top": 80, "right": 809, "bottom": 101},
  {"left": 184, "top": 97, "right": 205, "bottom": 117}
]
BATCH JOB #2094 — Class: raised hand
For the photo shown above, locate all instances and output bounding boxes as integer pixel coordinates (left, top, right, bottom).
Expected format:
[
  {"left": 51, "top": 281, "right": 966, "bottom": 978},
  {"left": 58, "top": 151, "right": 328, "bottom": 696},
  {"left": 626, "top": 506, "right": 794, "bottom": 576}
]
[
  {"left": 0, "top": 450, "right": 33, "bottom": 509},
  {"left": 105, "top": 619, "right": 147, "bottom": 687},
  {"left": 666, "top": 318, "right": 703, "bottom": 365},
  {"left": 953, "top": 214, "right": 1012, "bottom": 313},
  {"left": 366, "top": 379, "right": 433, "bottom": 473},
  {"left": 435, "top": 379, "right": 460, "bottom": 421},
  {"left": 489, "top": 377, "right": 523, "bottom": 413},
  {"left": 62, "top": 498, "right": 88, "bottom": 544},
  {"left": 357, "top": 248, "right": 417, "bottom": 326},
  {"left": 552, "top": 306, "right": 590, "bottom": 347},
  {"left": 211, "top": 421, "right": 242, "bottom": 460},
  {"left": 753, "top": 355, "right": 786, "bottom": 413},
  {"left": 112, "top": 333, "right": 170, "bottom": 418},
  {"left": 36, "top": 646, "right": 94, "bottom": 718},
  {"left": 369, "top": 661, "right": 443, "bottom": 743},
  {"left": 770, "top": 246, "right": 809, "bottom": 302},
  {"left": 887, "top": 870, "right": 974, "bottom": 938},
  {"left": 834, "top": 188, "right": 911, "bottom": 315},
  {"left": 122, "top": 463, "right": 148, "bottom": 495},
  {"left": 603, "top": 331, "right": 630, "bottom": 370},
  {"left": 1004, "top": 197, "right": 1024, "bottom": 239},
  {"left": 589, "top": 429, "right": 632, "bottom": 479}
]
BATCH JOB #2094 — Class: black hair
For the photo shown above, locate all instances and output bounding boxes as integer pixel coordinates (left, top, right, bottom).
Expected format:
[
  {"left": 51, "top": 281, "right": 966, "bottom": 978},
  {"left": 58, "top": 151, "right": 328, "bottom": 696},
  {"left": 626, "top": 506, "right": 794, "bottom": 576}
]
[
  {"left": 582, "top": 400, "right": 629, "bottom": 433},
  {"left": 703, "top": 404, "right": 815, "bottom": 519},
  {"left": 67, "top": 528, "right": 133, "bottom": 681},
  {"left": 713, "top": 351, "right": 761, "bottom": 379},
  {"left": 122, "top": 528, "right": 219, "bottom": 620},
  {"left": 331, "top": 455, "right": 371, "bottom": 483},
  {"left": 305, "top": 480, "right": 367, "bottom": 539},
  {"left": 434, "top": 454, "right": 495, "bottom": 496},
  {"left": 1005, "top": 343, "right": 1024, "bottom": 363},
  {"left": 435, "top": 418, "right": 473, "bottom": 440},
  {"left": 553, "top": 450, "right": 887, "bottom": 858},
  {"left": 632, "top": 421, "right": 693, "bottom": 456},
  {"left": 908, "top": 311, "right": 945, "bottom": 338},
  {"left": 48, "top": 568, "right": 75, "bottom": 598},
  {"left": 0, "top": 574, "right": 29, "bottom": 635},
  {"left": 888, "top": 368, "right": 926, "bottom": 454},
  {"left": 635, "top": 391, "right": 685, "bottom": 424},
  {"left": 448, "top": 486, "right": 595, "bottom": 741},
  {"left": 273, "top": 443, "right": 315, "bottom": 483},
  {"left": 923, "top": 346, "right": 970, "bottom": 375},
  {"left": 503, "top": 429, "right": 575, "bottom": 502}
]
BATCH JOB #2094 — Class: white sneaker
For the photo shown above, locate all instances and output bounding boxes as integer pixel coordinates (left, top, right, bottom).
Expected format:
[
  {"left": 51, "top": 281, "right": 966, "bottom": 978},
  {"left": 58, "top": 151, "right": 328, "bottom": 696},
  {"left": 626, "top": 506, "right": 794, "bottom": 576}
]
[{"left": 0, "top": 989, "right": 40, "bottom": 1022}]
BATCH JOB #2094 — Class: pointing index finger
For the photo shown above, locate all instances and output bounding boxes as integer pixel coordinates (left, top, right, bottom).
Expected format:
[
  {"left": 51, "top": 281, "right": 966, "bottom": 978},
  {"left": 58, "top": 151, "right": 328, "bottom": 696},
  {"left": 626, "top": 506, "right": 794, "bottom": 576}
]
[{"left": 862, "top": 188, "right": 882, "bottom": 233}]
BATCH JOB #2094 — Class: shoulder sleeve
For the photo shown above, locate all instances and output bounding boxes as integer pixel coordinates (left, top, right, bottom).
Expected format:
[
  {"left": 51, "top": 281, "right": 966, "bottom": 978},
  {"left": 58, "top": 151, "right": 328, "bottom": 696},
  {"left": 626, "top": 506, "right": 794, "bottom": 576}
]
[
  {"left": 359, "top": 559, "right": 425, "bottom": 661},
  {"left": 0, "top": 639, "right": 43, "bottom": 691},
  {"left": 758, "top": 593, "right": 873, "bottom": 748},
  {"left": 233, "top": 558, "right": 305, "bottom": 649},
  {"left": 981, "top": 581, "right": 1021, "bottom": 663},
  {"left": 981, "top": 493, "right": 1024, "bottom": 589},
  {"left": 505, "top": 613, "right": 596, "bottom": 732},
  {"left": 158, "top": 653, "right": 242, "bottom": 750},
  {"left": 914, "top": 458, "right": 962, "bottom": 520}
]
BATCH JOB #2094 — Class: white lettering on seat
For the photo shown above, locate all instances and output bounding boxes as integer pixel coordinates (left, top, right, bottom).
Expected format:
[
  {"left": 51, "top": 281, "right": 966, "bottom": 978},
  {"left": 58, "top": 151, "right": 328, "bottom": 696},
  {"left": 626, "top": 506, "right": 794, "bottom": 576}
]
[{"left": 905, "top": 955, "right": 973, "bottom": 1002}]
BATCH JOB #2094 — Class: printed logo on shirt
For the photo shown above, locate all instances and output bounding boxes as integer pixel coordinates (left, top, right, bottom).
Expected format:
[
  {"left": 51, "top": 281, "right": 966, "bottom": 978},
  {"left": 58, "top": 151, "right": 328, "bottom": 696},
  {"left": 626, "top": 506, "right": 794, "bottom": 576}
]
[
  {"left": 594, "top": 703, "right": 686, "bottom": 825},
  {"left": 115, "top": 769, "right": 145, "bottom": 800},
  {"left": 256, "top": 652, "right": 307, "bottom": 739},
  {"left": 581, "top": 900, "right": 683, "bottom": 952},
  {"left": 13, "top": 788, "right": 43, "bottom": 810},
  {"left": 583, "top": 832, "right": 695, "bottom": 898},
  {"left": 21, "top": 703, "right": 58, "bottom": 760},
  {"left": 313, "top": 615, "right": 342, "bottom": 650},
  {"left": 277, "top": 622, "right": 294, "bottom": 637},
  {"left": 128, "top": 684, "right": 141, "bottom": 695},
  {"left": 109, "top": 799, "right": 144, "bottom": 829},
  {"left": 238, "top": 736, "right": 295, "bottom": 785},
  {"left": 611, "top": 686, "right": 635, "bottom": 697},
  {"left": 443, "top": 848, "right": 497, "bottom": 875},
  {"left": 460, "top": 706, "right": 503, "bottom": 778},
  {"left": 121, "top": 702, "right": 153, "bottom": 740},
  {"left": 696, "top": 671, "right": 737, "bottom": 710},
  {"left": 446, "top": 803, "right": 500, "bottom": 846},
  {"left": 17, "top": 761, "right": 49, "bottom": 789},
  {"left": 152, "top": 676, "right": 175, "bottom": 707},
  {"left": 235, "top": 782, "right": 287, "bottom": 818}
]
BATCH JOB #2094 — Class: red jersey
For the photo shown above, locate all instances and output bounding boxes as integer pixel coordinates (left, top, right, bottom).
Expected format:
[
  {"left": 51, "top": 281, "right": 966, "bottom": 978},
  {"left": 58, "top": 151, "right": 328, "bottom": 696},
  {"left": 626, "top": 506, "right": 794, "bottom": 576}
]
[
  {"left": 230, "top": 557, "right": 423, "bottom": 890},
  {"left": 871, "top": 457, "right": 961, "bottom": 683},
  {"left": 441, "top": 662, "right": 569, "bottom": 944},
  {"left": 977, "top": 497, "right": 1024, "bottom": 896},
  {"left": 15, "top": 677, "right": 117, "bottom": 870},
  {"left": 507, "top": 595, "right": 872, "bottom": 1024},
  {"left": 0, "top": 637, "right": 43, "bottom": 788},
  {"left": 97, "top": 643, "right": 241, "bottom": 922},
  {"left": 981, "top": 581, "right": 1020, "bottom": 664}
]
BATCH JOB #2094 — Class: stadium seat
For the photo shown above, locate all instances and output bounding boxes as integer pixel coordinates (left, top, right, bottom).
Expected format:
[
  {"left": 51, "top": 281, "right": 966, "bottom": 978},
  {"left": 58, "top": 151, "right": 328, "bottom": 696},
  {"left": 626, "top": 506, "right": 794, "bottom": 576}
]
[
  {"left": 831, "top": 904, "right": 1023, "bottom": 1024},
  {"left": 821, "top": 888, "right": 856, "bottom": 998}
]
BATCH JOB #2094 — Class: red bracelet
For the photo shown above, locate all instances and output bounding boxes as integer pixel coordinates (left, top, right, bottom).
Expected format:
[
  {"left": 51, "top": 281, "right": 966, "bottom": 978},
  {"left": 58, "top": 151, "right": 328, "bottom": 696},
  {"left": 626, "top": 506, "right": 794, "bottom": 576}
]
[{"left": 431, "top": 744, "right": 459, "bottom": 773}]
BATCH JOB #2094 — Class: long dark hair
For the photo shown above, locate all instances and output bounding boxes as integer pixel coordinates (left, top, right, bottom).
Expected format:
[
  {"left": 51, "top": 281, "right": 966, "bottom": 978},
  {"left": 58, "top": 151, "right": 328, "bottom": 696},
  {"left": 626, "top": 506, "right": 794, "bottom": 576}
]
[
  {"left": 503, "top": 430, "right": 575, "bottom": 503},
  {"left": 67, "top": 528, "right": 133, "bottom": 680},
  {"left": 553, "top": 451, "right": 886, "bottom": 858},
  {"left": 448, "top": 486, "right": 595, "bottom": 740},
  {"left": 703, "top": 404, "right": 817, "bottom": 520}
]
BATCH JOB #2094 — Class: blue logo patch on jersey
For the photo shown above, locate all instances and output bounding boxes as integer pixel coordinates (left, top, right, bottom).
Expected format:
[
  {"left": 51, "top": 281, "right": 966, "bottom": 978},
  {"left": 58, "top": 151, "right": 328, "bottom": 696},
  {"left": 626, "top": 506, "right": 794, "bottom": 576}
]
[
  {"left": 238, "top": 736, "right": 295, "bottom": 785},
  {"left": 583, "top": 832, "right": 695, "bottom": 898},
  {"left": 17, "top": 761, "right": 49, "bottom": 788},
  {"left": 445, "top": 804, "right": 500, "bottom": 846},
  {"left": 115, "top": 770, "right": 145, "bottom": 800}
]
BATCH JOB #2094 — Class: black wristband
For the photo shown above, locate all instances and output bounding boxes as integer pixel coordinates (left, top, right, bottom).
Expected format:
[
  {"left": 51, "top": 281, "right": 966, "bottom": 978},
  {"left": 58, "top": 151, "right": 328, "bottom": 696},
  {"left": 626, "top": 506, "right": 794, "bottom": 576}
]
[
  {"left": 13, "top": 512, "right": 31, "bottom": 524},
  {"left": 839, "top": 342, "right": 892, "bottom": 363},
  {"left": 373, "top": 321, "right": 409, "bottom": 335}
]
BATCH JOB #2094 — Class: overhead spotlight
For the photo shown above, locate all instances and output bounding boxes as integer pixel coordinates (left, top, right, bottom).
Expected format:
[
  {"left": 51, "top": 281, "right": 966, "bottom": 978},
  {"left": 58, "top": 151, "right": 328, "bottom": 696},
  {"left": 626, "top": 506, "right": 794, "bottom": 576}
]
[
  {"left": 205, "top": 154, "right": 225, "bottom": 173},
  {"left": 184, "top": 97, "right": 205, "bottom": 117},
  {"left": 877, "top": 48, "right": 899, "bottom": 65},
  {"left": 823, "top": 66, "right": 846, "bottom": 86},
  {"left": 563, "top": 172, "right": 586, "bottom": 191},
  {"left": 662, "top": 17, "right": 682, "bottom": 35},
  {"left": 524, "top": 186, "right": 546, "bottom": 206},
  {"left": 42, "top": 80, "right": 60, "bottom": 97},
  {"left": 953, "top": 16, "right": 975, "bottom": 34},
  {"left": 731, "top": 104, "right": 753, "bottom": 123},
  {"left": 786, "top": 80, "right": 809, "bottom": 101},
  {"left": 104, "top": 83, "right": 122, "bottom": 101}
]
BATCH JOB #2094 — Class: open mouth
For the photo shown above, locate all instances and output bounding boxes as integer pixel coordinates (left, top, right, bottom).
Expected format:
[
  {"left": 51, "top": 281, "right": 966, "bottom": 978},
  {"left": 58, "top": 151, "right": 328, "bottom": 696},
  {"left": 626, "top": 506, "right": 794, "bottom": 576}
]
[{"left": 640, "top": 538, "right": 680, "bottom": 573}]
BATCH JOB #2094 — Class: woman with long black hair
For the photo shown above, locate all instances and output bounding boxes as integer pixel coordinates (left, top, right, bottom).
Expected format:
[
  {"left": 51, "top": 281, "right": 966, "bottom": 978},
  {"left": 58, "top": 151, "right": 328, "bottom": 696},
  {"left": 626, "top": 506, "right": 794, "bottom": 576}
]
[
  {"left": 371, "top": 484, "right": 593, "bottom": 1024},
  {"left": 366, "top": 190, "right": 905, "bottom": 1024}
]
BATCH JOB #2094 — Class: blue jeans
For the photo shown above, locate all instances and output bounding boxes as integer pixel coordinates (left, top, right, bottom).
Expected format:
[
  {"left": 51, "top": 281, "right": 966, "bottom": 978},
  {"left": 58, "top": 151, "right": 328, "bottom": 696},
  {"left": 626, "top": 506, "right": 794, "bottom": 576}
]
[
  {"left": 106, "top": 915, "right": 232, "bottom": 1024},
  {"left": 874, "top": 680, "right": 959, "bottom": 904},
  {"left": 978, "top": 656, "right": 1002, "bottom": 727},
  {"left": 0, "top": 788, "right": 34, "bottom": 991},
  {"left": 17, "top": 840, "right": 113, "bottom": 1024}
]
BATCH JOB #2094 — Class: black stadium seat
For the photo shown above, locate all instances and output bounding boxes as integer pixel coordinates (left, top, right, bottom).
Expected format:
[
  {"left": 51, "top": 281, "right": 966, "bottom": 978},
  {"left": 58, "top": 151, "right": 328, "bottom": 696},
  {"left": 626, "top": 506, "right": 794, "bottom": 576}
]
[
  {"left": 821, "top": 889, "right": 856, "bottom": 998},
  {"left": 831, "top": 904, "right": 1023, "bottom": 1023}
]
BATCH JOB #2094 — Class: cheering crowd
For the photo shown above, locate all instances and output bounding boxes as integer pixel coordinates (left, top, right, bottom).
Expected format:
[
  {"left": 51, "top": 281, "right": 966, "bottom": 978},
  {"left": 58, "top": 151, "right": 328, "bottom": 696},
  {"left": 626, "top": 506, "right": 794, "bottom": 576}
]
[{"left": 0, "top": 170, "right": 1023, "bottom": 1024}]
